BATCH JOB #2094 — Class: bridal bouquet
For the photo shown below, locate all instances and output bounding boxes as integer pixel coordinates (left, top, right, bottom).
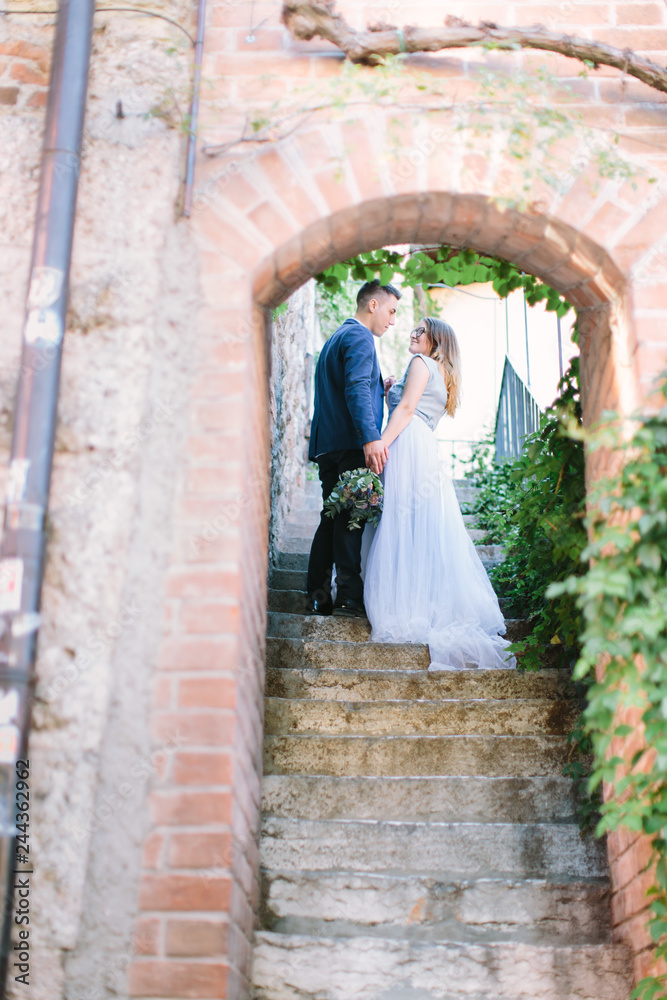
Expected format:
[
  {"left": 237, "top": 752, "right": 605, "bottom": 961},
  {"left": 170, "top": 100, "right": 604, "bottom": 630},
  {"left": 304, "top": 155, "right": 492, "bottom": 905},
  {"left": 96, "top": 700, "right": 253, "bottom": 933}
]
[{"left": 324, "top": 468, "right": 384, "bottom": 531}]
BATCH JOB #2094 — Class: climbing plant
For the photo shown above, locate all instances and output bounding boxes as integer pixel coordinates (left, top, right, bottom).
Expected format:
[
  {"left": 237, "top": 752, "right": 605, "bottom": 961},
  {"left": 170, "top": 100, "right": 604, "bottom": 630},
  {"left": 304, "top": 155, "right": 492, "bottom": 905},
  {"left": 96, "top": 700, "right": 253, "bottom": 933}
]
[
  {"left": 206, "top": 55, "right": 647, "bottom": 209},
  {"left": 467, "top": 357, "right": 587, "bottom": 673},
  {"left": 315, "top": 245, "right": 572, "bottom": 316},
  {"left": 549, "top": 386, "right": 667, "bottom": 1000}
]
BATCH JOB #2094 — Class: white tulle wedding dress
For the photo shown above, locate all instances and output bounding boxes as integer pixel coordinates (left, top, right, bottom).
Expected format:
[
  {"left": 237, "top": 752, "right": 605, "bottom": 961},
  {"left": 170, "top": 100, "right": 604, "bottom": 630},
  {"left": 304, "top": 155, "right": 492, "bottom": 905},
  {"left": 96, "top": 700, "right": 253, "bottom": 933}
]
[{"left": 363, "top": 354, "right": 515, "bottom": 671}]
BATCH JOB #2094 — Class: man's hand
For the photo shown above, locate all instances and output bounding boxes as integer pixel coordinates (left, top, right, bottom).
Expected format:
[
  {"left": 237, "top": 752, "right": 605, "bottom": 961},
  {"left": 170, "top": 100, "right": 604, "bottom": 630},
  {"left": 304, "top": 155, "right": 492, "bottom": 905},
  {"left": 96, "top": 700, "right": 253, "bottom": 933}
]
[{"left": 364, "top": 440, "right": 388, "bottom": 475}]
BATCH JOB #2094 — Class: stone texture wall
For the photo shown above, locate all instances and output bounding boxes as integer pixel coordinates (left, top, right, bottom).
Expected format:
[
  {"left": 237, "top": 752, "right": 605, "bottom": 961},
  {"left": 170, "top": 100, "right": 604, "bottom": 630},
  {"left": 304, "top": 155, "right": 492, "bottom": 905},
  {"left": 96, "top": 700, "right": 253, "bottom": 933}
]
[
  {"left": 0, "top": 7, "right": 198, "bottom": 999},
  {"left": 268, "top": 281, "right": 316, "bottom": 559}
]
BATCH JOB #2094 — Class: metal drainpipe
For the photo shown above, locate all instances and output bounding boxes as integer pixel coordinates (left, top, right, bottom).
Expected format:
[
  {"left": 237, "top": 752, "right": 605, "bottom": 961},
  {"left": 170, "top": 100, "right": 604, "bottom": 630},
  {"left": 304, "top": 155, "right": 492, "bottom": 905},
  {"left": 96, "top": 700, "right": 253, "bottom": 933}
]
[
  {"left": 183, "top": 0, "right": 207, "bottom": 217},
  {"left": 0, "top": 2, "right": 95, "bottom": 991}
]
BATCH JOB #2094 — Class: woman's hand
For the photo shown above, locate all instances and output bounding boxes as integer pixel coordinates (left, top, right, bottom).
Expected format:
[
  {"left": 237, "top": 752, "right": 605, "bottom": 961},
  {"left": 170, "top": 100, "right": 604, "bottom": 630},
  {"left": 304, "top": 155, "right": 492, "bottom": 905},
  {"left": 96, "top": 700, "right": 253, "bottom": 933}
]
[{"left": 384, "top": 376, "right": 397, "bottom": 393}]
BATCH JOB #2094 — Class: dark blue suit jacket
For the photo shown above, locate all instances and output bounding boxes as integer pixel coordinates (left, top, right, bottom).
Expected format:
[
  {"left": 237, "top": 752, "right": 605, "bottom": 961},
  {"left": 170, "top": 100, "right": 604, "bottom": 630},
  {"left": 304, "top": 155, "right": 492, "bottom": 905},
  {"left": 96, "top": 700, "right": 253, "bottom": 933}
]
[{"left": 309, "top": 318, "right": 384, "bottom": 461}]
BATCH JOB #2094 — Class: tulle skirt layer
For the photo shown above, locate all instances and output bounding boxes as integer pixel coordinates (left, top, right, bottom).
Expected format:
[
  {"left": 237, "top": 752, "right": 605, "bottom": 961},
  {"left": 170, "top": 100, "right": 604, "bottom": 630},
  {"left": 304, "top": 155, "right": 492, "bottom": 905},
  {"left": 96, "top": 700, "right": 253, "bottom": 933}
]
[{"left": 363, "top": 416, "right": 515, "bottom": 671}]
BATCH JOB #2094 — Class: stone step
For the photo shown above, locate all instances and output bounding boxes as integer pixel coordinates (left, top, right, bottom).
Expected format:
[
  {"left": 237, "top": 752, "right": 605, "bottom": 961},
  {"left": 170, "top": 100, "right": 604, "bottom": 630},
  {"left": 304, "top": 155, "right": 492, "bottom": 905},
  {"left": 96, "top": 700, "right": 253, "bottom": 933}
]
[
  {"left": 280, "top": 535, "right": 318, "bottom": 554},
  {"left": 303, "top": 475, "right": 477, "bottom": 497},
  {"left": 251, "top": 933, "right": 631, "bottom": 1000},
  {"left": 259, "top": 817, "right": 607, "bottom": 880},
  {"left": 267, "top": 612, "right": 528, "bottom": 645},
  {"left": 268, "top": 588, "right": 310, "bottom": 615},
  {"left": 269, "top": 569, "right": 309, "bottom": 591},
  {"left": 264, "top": 734, "right": 571, "bottom": 778},
  {"left": 259, "top": 871, "right": 611, "bottom": 945},
  {"left": 453, "top": 484, "right": 480, "bottom": 508},
  {"left": 269, "top": 611, "right": 375, "bottom": 642},
  {"left": 278, "top": 531, "right": 495, "bottom": 554},
  {"left": 280, "top": 520, "right": 318, "bottom": 539},
  {"left": 265, "top": 697, "right": 578, "bottom": 737},
  {"left": 474, "top": 543, "right": 505, "bottom": 561},
  {"left": 275, "top": 551, "right": 309, "bottom": 572},
  {"left": 290, "top": 487, "right": 321, "bottom": 511},
  {"left": 273, "top": 550, "right": 502, "bottom": 575},
  {"left": 269, "top": 572, "right": 514, "bottom": 601},
  {"left": 283, "top": 510, "right": 479, "bottom": 535},
  {"left": 266, "top": 666, "right": 574, "bottom": 704},
  {"left": 266, "top": 637, "right": 431, "bottom": 672},
  {"left": 261, "top": 775, "right": 580, "bottom": 824},
  {"left": 266, "top": 634, "right": 546, "bottom": 672}
]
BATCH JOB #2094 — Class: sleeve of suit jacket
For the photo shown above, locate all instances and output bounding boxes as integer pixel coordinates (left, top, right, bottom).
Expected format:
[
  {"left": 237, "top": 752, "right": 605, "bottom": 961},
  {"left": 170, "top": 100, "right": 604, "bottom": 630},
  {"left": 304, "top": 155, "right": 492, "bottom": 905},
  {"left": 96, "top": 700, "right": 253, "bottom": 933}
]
[{"left": 341, "top": 327, "right": 381, "bottom": 446}]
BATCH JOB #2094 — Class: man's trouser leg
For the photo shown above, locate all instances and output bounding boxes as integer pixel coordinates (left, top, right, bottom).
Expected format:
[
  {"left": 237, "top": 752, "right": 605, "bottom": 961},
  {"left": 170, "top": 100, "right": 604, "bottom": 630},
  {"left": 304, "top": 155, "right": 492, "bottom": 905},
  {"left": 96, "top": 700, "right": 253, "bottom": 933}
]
[{"left": 306, "top": 448, "right": 365, "bottom": 605}]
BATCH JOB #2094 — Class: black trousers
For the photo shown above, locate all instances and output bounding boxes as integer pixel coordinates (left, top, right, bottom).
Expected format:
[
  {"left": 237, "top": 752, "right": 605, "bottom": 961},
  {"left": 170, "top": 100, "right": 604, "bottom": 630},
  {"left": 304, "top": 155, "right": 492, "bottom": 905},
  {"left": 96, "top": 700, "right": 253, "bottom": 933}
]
[{"left": 307, "top": 448, "right": 366, "bottom": 604}]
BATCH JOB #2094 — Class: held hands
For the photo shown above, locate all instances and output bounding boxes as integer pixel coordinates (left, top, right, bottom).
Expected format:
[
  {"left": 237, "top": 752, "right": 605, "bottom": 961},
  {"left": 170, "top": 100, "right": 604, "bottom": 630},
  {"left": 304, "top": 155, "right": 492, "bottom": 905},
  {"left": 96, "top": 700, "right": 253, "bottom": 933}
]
[
  {"left": 384, "top": 376, "right": 397, "bottom": 393},
  {"left": 364, "top": 439, "right": 388, "bottom": 475}
]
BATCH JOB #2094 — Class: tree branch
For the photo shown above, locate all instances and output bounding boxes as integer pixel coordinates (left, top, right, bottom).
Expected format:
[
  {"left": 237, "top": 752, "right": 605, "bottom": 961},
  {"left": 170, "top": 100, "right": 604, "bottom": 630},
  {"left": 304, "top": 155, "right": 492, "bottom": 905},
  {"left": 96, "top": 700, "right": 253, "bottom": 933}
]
[{"left": 282, "top": 1, "right": 667, "bottom": 94}]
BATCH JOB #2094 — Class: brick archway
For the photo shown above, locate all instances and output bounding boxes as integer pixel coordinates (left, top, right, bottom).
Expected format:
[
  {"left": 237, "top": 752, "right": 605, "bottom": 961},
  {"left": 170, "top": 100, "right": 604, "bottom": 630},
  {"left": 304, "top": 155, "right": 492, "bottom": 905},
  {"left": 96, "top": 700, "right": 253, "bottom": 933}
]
[
  {"left": 253, "top": 192, "right": 636, "bottom": 431},
  {"left": 129, "top": 116, "right": 667, "bottom": 996}
]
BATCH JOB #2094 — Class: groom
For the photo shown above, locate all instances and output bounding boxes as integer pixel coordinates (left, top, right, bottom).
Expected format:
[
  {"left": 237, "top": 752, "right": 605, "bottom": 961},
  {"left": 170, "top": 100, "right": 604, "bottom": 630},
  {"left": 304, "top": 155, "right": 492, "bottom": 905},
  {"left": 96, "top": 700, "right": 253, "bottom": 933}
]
[{"left": 306, "top": 279, "right": 401, "bottom": 618}]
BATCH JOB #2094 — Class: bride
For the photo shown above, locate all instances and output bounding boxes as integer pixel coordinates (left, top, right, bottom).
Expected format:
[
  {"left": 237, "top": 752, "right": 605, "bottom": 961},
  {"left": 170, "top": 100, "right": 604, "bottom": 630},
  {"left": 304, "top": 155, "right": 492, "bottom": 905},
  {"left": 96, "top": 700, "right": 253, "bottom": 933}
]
[{"left": 363, "top": 317, "right": 515, "bottom": 671}]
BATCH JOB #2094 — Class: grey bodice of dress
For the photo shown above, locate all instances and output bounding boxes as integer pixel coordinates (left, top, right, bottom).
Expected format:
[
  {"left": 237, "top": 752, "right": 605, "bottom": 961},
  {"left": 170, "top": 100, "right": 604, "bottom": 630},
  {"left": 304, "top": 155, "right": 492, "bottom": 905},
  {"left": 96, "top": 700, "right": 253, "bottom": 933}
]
[{"left": 386, "top": 354, "right": 448, "bottom": 432}]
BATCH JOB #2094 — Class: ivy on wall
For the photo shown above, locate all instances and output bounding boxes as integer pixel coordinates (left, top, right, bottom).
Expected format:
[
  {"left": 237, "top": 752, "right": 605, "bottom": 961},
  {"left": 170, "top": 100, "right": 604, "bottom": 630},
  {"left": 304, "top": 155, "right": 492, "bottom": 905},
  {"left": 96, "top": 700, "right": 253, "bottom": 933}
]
[
  {"left": 316, "top": 246, "right": 572, "bottom": 317},
  {"left": 551, "top": 387, "right": 667, "bottom": 1000},
  {"left": 468, "top": 358, "right": 587, "bottom": 673}
]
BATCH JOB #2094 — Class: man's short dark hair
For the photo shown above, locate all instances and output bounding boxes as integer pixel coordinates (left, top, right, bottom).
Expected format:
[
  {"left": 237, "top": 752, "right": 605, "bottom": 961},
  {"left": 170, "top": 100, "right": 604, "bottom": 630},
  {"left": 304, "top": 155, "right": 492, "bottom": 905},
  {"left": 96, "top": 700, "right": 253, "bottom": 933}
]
[{"left": 356, "top": 279, "right": 402, "bottom": 311}]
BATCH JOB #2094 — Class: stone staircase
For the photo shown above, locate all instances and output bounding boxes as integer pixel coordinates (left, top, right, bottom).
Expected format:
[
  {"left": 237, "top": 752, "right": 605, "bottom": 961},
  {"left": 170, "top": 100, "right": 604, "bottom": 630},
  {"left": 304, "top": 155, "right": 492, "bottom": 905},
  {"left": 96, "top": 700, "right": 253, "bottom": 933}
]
[{"left": 252, "top": 480, "right": 632, "bottom": 1000}]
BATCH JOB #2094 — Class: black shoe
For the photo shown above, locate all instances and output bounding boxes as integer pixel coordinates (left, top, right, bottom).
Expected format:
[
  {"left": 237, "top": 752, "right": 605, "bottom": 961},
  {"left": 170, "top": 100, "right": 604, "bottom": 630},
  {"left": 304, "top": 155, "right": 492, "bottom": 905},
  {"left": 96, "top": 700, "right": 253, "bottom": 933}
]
[
  {"left": 332, "top": 597, "right": 367, "bottom": 619},
  {"left": 306, "top": 597, "right": 333, "bottom": 616}
]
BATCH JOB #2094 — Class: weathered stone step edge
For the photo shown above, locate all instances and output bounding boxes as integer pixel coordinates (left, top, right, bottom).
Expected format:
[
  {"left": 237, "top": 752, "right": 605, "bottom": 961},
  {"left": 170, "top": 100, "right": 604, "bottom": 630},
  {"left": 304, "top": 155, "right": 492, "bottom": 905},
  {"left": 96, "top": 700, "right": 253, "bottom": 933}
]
[
  {"left": 266, "top": 665, "right": 574, "bottom": 703},
  {"left": 266, "top": 637, "right": 431, "bottom": 671},
  {"left": 259, "top": 870, "right": 612, "bottom": 945},
  {"left": 280, "top": 525, "right": 487, "bottom": 546},
  {"left": 264, "top": 696, "right": 578, "bottom": 737},
  {"left": 277, "top": 537, "right": 505, "bottom": 559},
  {"left": 282, "top": 513, "right": 480, "bottom": 536},
  {"left": 303, "top": 477, "right": 477, "bottom": 496},
  {"left": 267, "top": 611, "right": 529, "bottom": 646},
  {"left": 260, "top": 817, "right": 607, "bottom": 880},
  {"left": 269, "top": 568, "right": 309, "bottom": 590},
  {"left": 270, "top": 569, "right": 511, "bottom": 595},
  {"left": 260, "top": 775, "right": 580, "bottom": 824},
  {"left": 251, "top": 933, "right": 632, "bottom": 1000},
  {"left": 270, "top": 587, "right": 518, "bottom": 618},
  {"left": 267, "top": 637, "right": 550, "bottom": 672},
  {"left": 264, "top": 733, "right": 573, "bottom": 778},
  {"left": 273, "top": 550, "right": 502, "bottom": 573}
]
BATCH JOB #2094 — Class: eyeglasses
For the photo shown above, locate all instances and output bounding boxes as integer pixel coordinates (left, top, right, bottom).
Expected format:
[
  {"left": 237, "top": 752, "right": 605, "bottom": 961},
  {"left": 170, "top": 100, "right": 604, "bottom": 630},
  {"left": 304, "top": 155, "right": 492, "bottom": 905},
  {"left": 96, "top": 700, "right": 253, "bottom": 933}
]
[{"left": 410, "top": 327, "right": 427, "bottom": 340}]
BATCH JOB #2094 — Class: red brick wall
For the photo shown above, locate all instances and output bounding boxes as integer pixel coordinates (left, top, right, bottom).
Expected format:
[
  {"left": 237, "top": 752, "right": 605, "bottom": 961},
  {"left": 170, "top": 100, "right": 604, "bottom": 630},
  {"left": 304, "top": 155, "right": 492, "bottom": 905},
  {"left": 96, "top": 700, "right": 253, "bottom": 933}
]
[
  {"left": 0, "top": 36, "right": 50, "bottom": 110},
  {"left": 127, "top": 283, "right": 269, "bottom": 998}
]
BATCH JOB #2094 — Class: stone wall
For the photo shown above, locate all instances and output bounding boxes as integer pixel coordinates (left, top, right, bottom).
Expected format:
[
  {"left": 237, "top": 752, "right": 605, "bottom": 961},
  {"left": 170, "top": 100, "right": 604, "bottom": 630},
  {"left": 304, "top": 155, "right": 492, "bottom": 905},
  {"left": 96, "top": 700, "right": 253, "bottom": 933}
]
[
  {"left": 268, "top": 281, "right": 316, "bottom": 559},
  {"left": 0, "top": 8, "right": 197, "bottom": 999}
]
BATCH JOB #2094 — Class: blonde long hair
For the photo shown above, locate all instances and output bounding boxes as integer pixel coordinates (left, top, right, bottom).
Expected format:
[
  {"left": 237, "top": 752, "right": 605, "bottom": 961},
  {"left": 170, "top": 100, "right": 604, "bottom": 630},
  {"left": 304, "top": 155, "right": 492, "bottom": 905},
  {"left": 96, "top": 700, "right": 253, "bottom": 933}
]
[{"left": 422, "top": 317, "right": 461, "bottom": 417}]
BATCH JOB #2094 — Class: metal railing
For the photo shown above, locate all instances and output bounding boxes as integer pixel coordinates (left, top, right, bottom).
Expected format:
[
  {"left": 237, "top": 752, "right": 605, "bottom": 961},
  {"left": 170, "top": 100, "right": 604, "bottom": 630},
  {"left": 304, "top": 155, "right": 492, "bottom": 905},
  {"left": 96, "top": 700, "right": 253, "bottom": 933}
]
[{"left": 494, "top": 356, "right": 542, "bottom": 461}]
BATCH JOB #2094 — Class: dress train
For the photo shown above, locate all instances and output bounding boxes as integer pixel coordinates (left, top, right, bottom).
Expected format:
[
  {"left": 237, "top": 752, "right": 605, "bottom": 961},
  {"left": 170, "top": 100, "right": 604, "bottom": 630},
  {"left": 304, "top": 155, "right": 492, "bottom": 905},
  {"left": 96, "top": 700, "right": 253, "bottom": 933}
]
[{"left": 363, "top": 416, "right": 515, "bottom": 671}]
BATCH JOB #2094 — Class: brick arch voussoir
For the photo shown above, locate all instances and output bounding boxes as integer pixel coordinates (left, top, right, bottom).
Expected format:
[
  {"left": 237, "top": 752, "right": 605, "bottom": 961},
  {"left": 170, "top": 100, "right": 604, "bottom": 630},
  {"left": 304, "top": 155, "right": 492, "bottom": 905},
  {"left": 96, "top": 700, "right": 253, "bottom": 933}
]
[
  {"left": 253, "top": 194, "right": 626, "bottom": 308},
  {"left": 252, "top": 192, "right": 642, "bottom": 425}
]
